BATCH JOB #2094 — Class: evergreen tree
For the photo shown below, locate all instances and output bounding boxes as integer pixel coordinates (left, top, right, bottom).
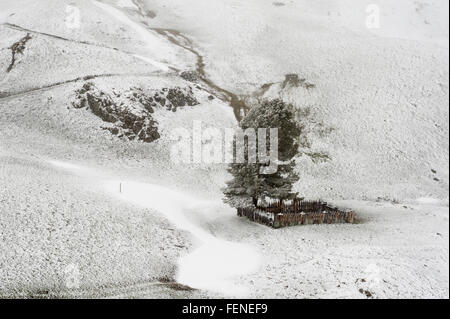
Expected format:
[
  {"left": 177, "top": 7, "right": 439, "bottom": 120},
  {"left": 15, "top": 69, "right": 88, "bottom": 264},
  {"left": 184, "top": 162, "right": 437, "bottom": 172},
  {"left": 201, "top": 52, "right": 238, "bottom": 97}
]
[{"left": 223, "top": 99, "right": 302, "bottom": 208}]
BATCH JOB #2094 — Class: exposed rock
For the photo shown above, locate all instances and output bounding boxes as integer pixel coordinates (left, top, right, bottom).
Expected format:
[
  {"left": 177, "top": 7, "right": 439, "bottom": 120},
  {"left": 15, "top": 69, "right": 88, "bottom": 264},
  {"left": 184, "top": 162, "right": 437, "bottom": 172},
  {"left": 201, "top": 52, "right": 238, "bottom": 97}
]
[
  {"left": 180, "top": 71, "right": 199, "bottom": 82},
  {"left": 73, "top": 82, "right": 160, "bottom": 143}
]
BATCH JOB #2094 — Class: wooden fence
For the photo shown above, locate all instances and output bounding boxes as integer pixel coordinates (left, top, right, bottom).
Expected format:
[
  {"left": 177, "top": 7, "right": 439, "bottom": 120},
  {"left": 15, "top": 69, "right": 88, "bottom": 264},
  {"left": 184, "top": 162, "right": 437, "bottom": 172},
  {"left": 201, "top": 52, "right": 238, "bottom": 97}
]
[{"left": 237, "top": 200, "right": 355, "bottom": 228}]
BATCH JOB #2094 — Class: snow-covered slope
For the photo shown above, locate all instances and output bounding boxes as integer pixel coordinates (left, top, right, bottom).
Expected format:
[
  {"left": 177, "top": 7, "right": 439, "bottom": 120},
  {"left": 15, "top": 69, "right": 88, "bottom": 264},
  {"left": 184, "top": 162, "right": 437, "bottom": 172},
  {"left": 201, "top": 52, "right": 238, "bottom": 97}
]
[{"left": 0, "top": 0, "right": 234, "bottom": 297}]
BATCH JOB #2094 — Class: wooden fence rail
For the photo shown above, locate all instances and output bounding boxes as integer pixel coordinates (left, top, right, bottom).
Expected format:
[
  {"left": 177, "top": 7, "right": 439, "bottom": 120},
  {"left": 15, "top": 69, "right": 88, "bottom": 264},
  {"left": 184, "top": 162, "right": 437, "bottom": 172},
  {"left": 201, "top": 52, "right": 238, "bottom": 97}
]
[{"left": 237, "top": 200, "right": 355, "bottom": 228}]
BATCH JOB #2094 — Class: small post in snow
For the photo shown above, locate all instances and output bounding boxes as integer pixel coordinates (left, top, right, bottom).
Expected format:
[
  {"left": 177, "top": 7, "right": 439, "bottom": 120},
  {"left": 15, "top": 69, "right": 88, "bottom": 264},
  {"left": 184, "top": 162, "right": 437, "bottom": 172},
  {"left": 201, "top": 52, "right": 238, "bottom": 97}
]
[{"left": 120, "top": 182, "right": 122, "bottom": 193}]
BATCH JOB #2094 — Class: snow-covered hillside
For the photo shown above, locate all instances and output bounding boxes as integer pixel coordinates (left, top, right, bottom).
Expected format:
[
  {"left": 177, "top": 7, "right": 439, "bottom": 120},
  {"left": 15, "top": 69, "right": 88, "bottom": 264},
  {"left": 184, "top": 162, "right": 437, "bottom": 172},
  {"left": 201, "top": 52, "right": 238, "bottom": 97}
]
[
  {"left": 141, "top": 0, "right": 449, "bottom": 202},
  {"left": 0, "top": 0, "right": 448, "bottom": 298}
]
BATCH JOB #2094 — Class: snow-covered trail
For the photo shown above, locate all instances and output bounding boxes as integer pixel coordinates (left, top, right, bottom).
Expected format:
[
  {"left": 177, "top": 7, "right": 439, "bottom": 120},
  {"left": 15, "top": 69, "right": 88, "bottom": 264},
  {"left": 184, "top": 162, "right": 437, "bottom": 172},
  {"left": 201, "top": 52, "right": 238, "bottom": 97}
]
[{"left": 48, "top": 160, "right": 261, "bottom": 296}]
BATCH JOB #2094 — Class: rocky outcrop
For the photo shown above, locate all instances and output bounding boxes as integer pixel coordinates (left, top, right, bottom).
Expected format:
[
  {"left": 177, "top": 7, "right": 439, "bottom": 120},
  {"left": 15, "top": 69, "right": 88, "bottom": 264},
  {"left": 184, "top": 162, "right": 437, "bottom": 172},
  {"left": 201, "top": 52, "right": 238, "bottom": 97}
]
[
  {"left": 166, "top": 87, "right": 199, "bottom": 109},
  {"left": 72, "top": 82, "right": 200, "bottom": 143}
]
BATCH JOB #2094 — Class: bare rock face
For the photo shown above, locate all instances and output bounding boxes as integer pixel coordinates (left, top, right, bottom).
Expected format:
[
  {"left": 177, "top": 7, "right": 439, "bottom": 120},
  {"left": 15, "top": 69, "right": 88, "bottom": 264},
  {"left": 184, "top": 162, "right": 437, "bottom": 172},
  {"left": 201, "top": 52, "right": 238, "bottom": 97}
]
[
  {"left": 72, "top": 82, "right": 200, "bottom": 143},
  {"left": 280, "top": 74, "right": 315, "bottom": 90},
  {"left": 7, "top": 33, "right": 32, "bottom": 73}
]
